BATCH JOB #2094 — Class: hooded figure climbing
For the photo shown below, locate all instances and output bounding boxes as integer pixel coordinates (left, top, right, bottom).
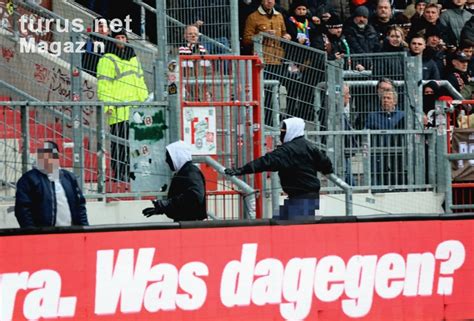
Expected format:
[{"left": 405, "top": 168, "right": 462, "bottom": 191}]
[
  {"left": 225, "top": 117, "right": 333, "bottom": 219},
  {"left": 142, "top": 141, "right": 207, "bottom": 222}
]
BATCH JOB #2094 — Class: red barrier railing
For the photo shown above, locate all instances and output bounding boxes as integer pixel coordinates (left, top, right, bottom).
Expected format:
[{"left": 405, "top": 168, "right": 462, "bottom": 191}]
[
  {"left": 179, "top": 55, "right": 264, "bottom": 219},
  {"left": 444, "top": 99, "right": 474, "bottom": 212}
]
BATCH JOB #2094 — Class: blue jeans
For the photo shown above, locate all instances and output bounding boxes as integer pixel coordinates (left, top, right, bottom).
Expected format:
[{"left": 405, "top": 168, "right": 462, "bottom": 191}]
[{"left": 276, "top": 197, "right": 320, "bottom": 220}]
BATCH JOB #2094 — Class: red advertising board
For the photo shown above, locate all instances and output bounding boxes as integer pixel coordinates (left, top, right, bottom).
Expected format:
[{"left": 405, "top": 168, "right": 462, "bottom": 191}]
[{"left": 1, "top": 219, "right": 474, "bottom": 320}]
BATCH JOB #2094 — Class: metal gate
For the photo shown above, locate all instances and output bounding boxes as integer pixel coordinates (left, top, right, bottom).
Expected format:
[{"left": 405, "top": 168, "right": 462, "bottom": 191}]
[
  {"left": 445, "top": 99, "right": 474, "bottom": 213},
  {"left": 179, "top": 55, "right": 264, "bottom": 219}
]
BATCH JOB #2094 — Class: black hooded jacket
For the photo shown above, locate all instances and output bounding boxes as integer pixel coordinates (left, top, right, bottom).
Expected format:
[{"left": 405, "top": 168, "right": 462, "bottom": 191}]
[
  {"left": 164, "top": 142, "right": 207, "bottom": 222},
  {"left": 239, "top": 118, "right": 333, "bottom": 198}
]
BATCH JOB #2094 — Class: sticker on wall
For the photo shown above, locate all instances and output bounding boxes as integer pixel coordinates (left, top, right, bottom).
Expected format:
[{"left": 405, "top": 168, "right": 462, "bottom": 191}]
[{"left": 182, "top": 107, "right": 216, "bottom": 155}]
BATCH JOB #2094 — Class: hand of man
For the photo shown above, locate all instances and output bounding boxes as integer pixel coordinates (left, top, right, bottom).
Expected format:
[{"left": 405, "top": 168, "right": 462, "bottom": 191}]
[
  {"left": 224, "top": 167, "right": 243, "bottom": 176},
  {"left": 142, "top": 199, "right": 169, "bottom": 217},
  {"left": 153, "top": 199, "right": 169, "bottom": 214},
  {"left": 142, "top": 207, "right": 158, "bottom": 217}
]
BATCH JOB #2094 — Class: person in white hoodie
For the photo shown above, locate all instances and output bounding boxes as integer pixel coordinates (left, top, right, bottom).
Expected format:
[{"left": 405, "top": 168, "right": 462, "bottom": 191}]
[
  {"left": 225, "top": 117, "right": 333, "bottom": 219},
  {"left": 142, "top": 141, "right": 207, "bottom": 222}
]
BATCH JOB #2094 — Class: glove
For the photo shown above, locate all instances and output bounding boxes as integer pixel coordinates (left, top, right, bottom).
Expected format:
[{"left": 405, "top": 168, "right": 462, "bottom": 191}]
[
  {"left": 224, "top": 167, "right": 243, "bottom": 176},
  {"left": 142, "top": 207, "right": 158, "bottom": 217},
  {"left": 142, "top": 199, "right": 169, "bottom": 217},
  {"left": 153, "top": 199, "right": 170, "bottom": 214}
]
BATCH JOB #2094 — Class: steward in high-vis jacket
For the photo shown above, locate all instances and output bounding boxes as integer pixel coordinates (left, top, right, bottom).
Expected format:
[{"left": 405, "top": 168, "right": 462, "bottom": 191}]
[
  {"left": 225, "top": 117, "right": 333, "bottom": 218},
  {"left": 96, "top": 29, "right": 148, "bottom": 181},
  {"left": 142, "top": 141, "right": 207, "bottom": 222}
]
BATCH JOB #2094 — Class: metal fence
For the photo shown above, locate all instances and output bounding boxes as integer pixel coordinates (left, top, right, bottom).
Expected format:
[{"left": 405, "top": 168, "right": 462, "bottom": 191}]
[
  {"left": 165, "top": 0, "right": 233, "bottom": 55},
  {"left": 179, "top": 55, "right": 264, "bottom": 218},
  {"left": 443, "top": 100, "right": 474, "bottom": 213},
  {"left": 253, "top": 33, "right": 327, "bottom": 127},
  {"left": 0, "top": 101, "right": 167, "bottom": 200}
]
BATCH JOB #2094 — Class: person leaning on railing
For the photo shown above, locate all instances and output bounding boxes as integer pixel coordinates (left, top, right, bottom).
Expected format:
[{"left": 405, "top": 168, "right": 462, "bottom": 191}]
[
  {"left": 225, "top": 117, "right": 334, "bottom": 219},
  {"left": 96, "top": 29, "right": 149, "bottom": 182}
]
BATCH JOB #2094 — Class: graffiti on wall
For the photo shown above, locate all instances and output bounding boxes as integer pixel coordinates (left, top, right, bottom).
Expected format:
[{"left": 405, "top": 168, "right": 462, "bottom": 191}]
[{"left": 32, "top": 63, "right": 98, "bottom": 127}]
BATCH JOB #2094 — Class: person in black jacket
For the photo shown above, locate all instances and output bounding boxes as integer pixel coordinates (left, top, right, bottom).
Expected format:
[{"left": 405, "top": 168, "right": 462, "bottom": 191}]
[
  {"left": 15, "top": 141, "right": 88, "bottom": 228},
  {"left": 142, "top": 141, "right": 207, "bottom": 222},
  {"left": 344, "top": 6, "right": 381, "bottom": 70},
  {"left": 409, "top": 35, "right": 441, "bottom": 80},
  {"left": 224, "top": 117, "right": 333, "bottom": 219}
]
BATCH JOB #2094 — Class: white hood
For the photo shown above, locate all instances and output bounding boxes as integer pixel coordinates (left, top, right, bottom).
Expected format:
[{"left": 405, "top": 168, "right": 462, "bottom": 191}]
[
  {"left": 166, "top": 140, "right": 192, "bottom": 172},
  {"left": 282, "top": 117, "right": 305, "bottom": 143}
]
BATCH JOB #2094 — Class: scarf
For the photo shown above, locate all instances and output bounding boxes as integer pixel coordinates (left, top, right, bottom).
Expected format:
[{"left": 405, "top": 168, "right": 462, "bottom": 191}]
[{"left": 289, "top": 16, "right": 310, "bottom": 46}]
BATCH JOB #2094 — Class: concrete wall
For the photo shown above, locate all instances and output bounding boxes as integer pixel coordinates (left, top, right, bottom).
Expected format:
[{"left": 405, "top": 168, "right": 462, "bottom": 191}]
[{"left": 0, "top": 191, "right": 445, "bottom": 229}]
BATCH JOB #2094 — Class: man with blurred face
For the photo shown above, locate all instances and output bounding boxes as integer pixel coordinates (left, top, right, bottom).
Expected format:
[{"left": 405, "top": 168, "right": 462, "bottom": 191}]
[{"left": 15, "top": 141, "right": 88, "bottom": 228}]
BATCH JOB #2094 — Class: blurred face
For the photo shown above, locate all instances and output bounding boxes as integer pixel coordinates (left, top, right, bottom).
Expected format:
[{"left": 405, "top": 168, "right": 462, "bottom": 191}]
[
  {"left": 96, "top": 20, "right": 109, "bottom": 36},
  {"left": 415, "top": 2, "right": 426, "bottom": 14},
  {"left": 426, "top": 35, "right": 440, "bottom": 47},
  {"left": 114, "top": 34, "right": 127, "bottom": 48},
  {"left": 376, "top": 1, "right": 392, "bottom": 21},
  {"left": 453, "top": 59, "right": 469, "bottom": 72},
  {"left": 388, "top": 29, "right": 403, "bottom": 47},
  {"left": 328, "top": 26, "right": 343, "bottom": 37},
  {"left": 410, "top": 37, "right": 426, "bottom": 55},
  {"left": 343, "top": 86, "right": 351, "bottom": 106},
  {"left": 354, "top": 15, "right": 368, "bottom": 26},
  {"left": 37, "top": 150, "right": 60, "bottom": 173},
  {"left": 467, "top": 0, "right": 474, "bottom": 10},
  {"left": 423, "top": 7, "right": 439, "bottom": 23},
  {"left": 453, "top": 0, "right": 466, "bottom": 6},
  {"left": 462, "top": 47, "right": 473, "bottom": 59},
  {"left": 381, "top": 92, "right": 396, "bottom": 112},
  {"left": 185, "top": 26, "right": 199, "bottom": 44},
  {"left": 261, "top": 0, "right": 275, "bottom": 11},
  {"left": 294, "top": 6, "right": 308, "bottom": 16},
  {"left": 378, "top": 80, "right": 393, "bottom": 94},
  {"left": 424, "top": 87, "right": 435, "bottom": 95}
]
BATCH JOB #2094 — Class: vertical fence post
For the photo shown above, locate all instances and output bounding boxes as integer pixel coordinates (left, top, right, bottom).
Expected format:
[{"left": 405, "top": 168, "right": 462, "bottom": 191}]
[
  {"left": 155, "top": 0, "right": 167, "bottom": 103},
  {"left": 140, "top": 5, "right": 146, "bottom": 40},
  {"left": 326, "top": 61, "right": 337, "bottom": 188},
  {"left": 96, "top": 103, "right": 106, "bottom": 195},
  {"left": 20, "top": 103, "right": 30, "bottom": 174},
  {"left": 230, "top": 0, "right": 240, "bottom": 55},
  {"left": 70, "top": 31, "right": 84, "bottom": 189},
  {"left": 435, "top": 101, "right": 451, "bottom": 213},
  {"left": 405, "top": 55, "right": 424, "bottom": 188}
]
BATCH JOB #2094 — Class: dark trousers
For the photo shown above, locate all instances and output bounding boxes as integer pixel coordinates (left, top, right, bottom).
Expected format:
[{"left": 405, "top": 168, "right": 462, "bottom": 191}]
[
  {"left": 110, "top": 121, "right": 129, "bottom": 182},
  {"left": 277, "top": 193, "right": 320, "bottom": 220}
]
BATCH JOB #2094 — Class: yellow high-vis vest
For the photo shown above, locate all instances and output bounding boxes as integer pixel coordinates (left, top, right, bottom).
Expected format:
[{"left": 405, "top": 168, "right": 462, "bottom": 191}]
[{"left": 97, "top": 53, "right": 148, "bottom": 125}]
